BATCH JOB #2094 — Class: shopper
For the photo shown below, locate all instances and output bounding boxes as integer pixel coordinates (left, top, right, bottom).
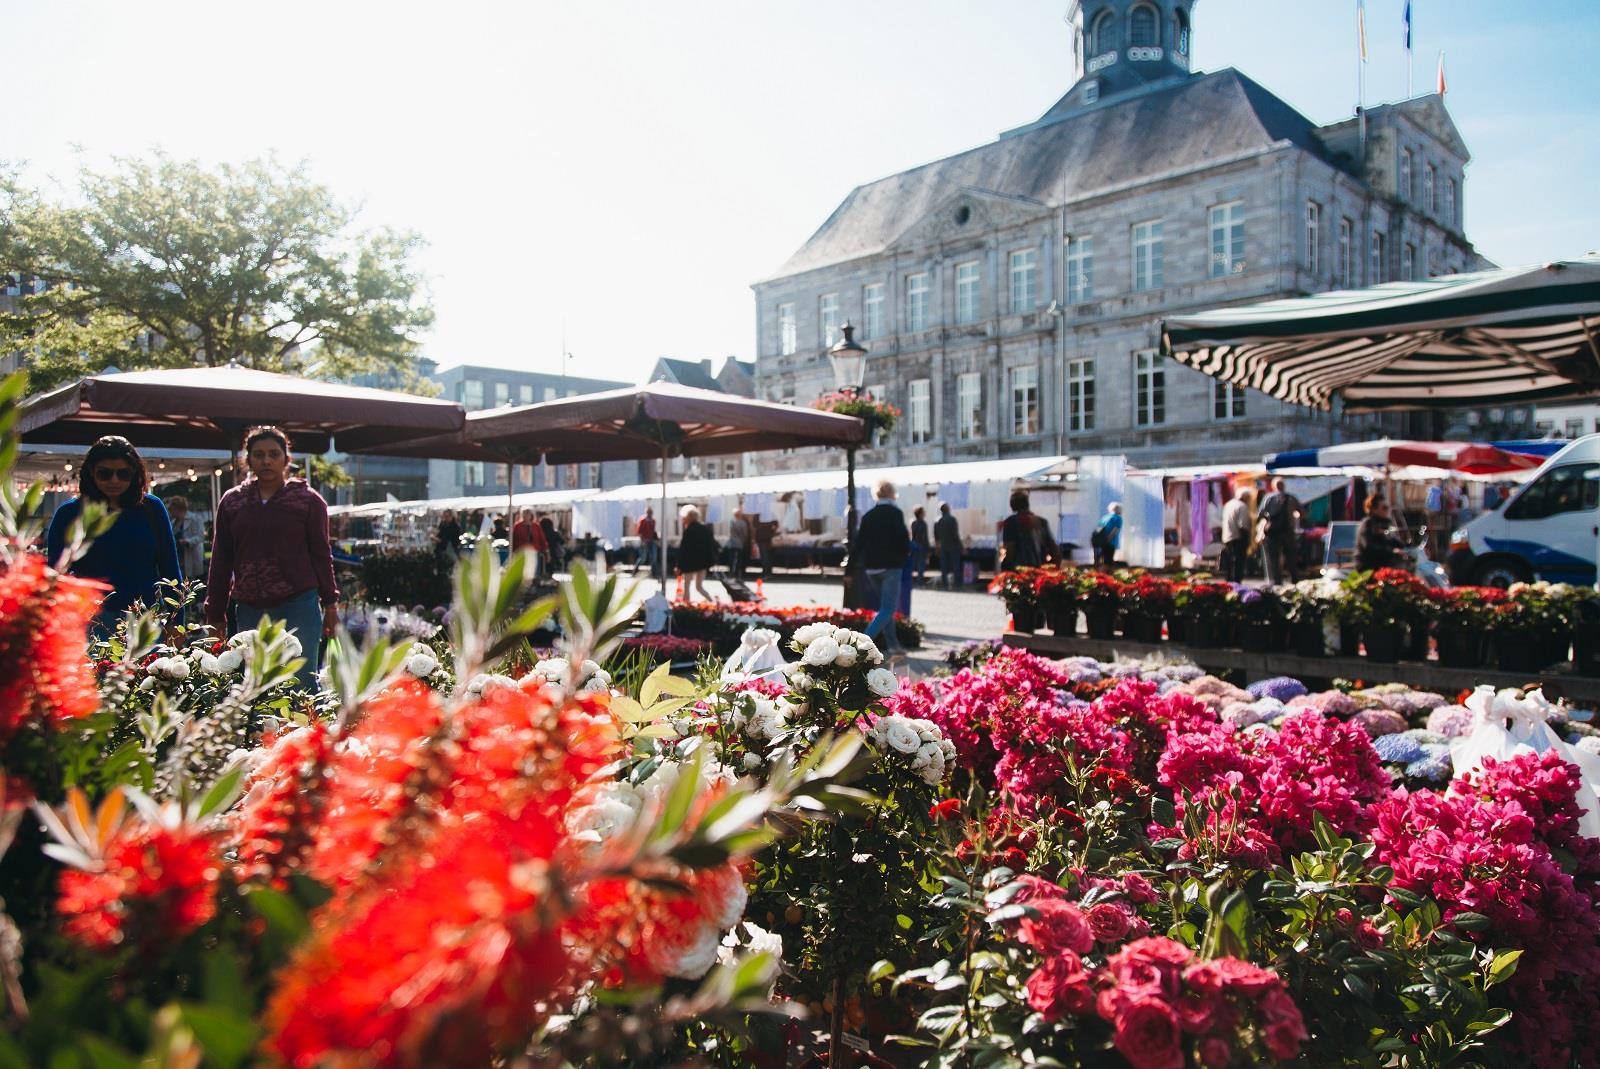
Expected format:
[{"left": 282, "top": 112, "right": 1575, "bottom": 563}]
[
  {"left": 1089, "top": 502, "right": 1122, "bottom": 570},
  {"left": 727, "top": 509, "right": 751, "bottom": 580},
  {"left": 910, "top": 506, "right": 930, "bottom": 586},
  {"left": 1221, "top": 492, "right": 1252, "bottom": 582},
  {"left": 1257, "top": 477, "right": 1301, "bottom": 584},
  {"left": 676, "top": 504, "right": 718, "bottom": 602},
  {"left": 852, "top": 481, "right": 910, "bottom": 657},
  {"left": 167, "top": 496, "right": 205, "bottom": 582},
  {"left": 46, "top": 435, "right": 181, "bottom": 636},
  {"left": 205, "top": 426, "right": 338, "bottom": 691},
  {"left": 511, "top": 508, "right": 548, "bottom": 574},
  {"left": 1356, "top": 495, "right": 1407, "bottom": 572},
  {"left": 538, "top": 515, "right": 566, "bottom": 572},
  {"left": 1000, "top": 491, "right": 1060, "bottom": 572},
  {"left": 436, "top": 509, "right": 463, "bottom": 558},
  {"left": 933, "top": 502, "right": 963, "bottom": 589},
  {"left": 636, "top": 506, "right": 660, "bottom": 575}
]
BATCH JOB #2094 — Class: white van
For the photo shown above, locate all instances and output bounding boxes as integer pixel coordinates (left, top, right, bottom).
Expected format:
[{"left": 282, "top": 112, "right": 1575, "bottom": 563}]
[{"left": 1447, "top": 435, "right": 1600, "bottom": 587}]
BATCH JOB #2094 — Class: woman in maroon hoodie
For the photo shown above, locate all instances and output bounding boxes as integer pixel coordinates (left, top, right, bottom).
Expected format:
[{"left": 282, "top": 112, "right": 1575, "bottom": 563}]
[{"left": 205, "top": 425, "right": 339, "bottom": 690}]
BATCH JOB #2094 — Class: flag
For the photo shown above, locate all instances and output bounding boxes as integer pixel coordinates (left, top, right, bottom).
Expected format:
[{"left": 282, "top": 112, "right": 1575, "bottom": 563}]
[
  {"left": 1358, "top": 0, "right": 1368, "bottom": 61},
  {"left": 1403, "top": 0, "right": 1413, "bottom": 51},
  {"left": 1437, "top": 50, "right": 1447, "bottom": 95}
]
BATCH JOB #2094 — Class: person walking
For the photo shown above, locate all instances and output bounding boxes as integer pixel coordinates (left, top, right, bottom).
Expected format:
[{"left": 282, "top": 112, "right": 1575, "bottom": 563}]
[
  {"left": 46, "top": 435, "right": 182, "bottom": 637},
  {"left": 1090, "top": 502, "right": 1121, "bottom": 570},
  {"left": 1356, "top": 495, "right": 1407, "bottom": 571},
  {"left": 1000, "top": 491, "right": 1060, "bottom": 572},
  {"left": 512, "top": 508, "right": 548, "bottom": 574},
  {"left": 538, "top": 515, "right": 565, "bottom": 572},
  {"left": 676, "top": 504, "right": 718, "bottom": 602},
  {"left": 167, "top": 496, "right": 205, "bottom": 582},
  {"left": 490, "top": 514, "right": 510, "bottom": 563},
  {"left": 1257, "top": 477, "right": 1301, "bottom": 585},
  {"left": 204, "top": 426, "right": 338, "bottom": 691},
  {"left": 910, "top": 506, "right": 930, "bottom": 586},
  {"left": 852, "top": 481, "right": 910, "bottom": 658},
  {"left": 1221, "top": 492, "right": 1252, "bottom": 583},
  {"left": 436, "top": 509, "right": 463, "bottom": 558},
  {"left": 933, "top": 502, "right": 963, "bottom": 589},
  {"left": 636, "top": 506, "right": 660, "bottom": 575},
  {"left": 727, "top": 509, "right": 751, "bottom": 580}
]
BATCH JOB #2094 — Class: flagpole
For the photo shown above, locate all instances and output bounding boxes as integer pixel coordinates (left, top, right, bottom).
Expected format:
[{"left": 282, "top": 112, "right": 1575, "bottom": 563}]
[
  {"left": 1357, "top": 0, "right": 1367, "bottom": 161},
  {"left": 1406, "top": 1, "right": 1414, "bottom": 97}
]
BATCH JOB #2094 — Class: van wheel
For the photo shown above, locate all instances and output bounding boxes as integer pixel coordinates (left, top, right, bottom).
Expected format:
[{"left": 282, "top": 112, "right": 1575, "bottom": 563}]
[{"left": 1472, "top": 556, "right": 1531, "bottom": 589}]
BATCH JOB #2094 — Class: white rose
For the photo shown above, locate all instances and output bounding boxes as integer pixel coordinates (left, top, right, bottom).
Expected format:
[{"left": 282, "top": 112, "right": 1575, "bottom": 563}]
[
  {"left": 833, "top": 644, "right": 859, "bottom": 668},
  {"left": 566, "top": 783, "right": 643, "bottom": 843},
  {"left": 791, "top": 622, "right": 837, "bottom": 647},
  {"left": 742, "top": 752, "right": 763, "bottom": 770},
  {"left": 866, "top": 668, "right": 899, "bottom": 697},
  {"left": 788, "top": 670, "right": 813, "bottom": 691},
  {"left": 802, "top": 637, "right": 841, "bottom": 666},
  {"left": 217, "top": 648, "right": 244, "bottom": 673},
  {"left": 406, "top": 653, "right": 439, "bottom": 678},
  {"left": 910, "top": 718, "right": 941, "bottom": 743},
  {"left": 533, "top": 657, "right": 570, "bottom": 683},
  {"left": 877, "top": 715, "right": 922, "bottom": 754},
  {"left": 198, "top": 653, "right": 223, "bottom": 675},
  {"left": 137, "top": 676, "right": 156, "bottom": 692}
]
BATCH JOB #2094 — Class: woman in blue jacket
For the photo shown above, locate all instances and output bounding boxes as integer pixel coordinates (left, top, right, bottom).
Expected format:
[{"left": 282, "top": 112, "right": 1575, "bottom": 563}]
[{"left": 46, "top": 435, "right": 181, "bottom": 636}]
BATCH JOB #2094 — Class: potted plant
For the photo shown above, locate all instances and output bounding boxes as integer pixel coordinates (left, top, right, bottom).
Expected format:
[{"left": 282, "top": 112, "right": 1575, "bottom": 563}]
[
  {"left": 1492, "top": 582, "right": 1573, "bottom": 672},
  {"left": 1120, "top": 572, "right": 1174, "bottom": 643},
  {"left": 1430, "top": 586, "right": 1505, "bottom": 668},
  {"left": 1281, "top": 578, "right": 1339, "bottom": 657},
  {"left": 1077, "top": 570, "right": 1125, "bottom": 640},
  {"left": 1576, "top": 594, "right": 1600, "bottom": 676},
  {"left": 1337, "top": 568, "right": 1424, "bottom": 663},
  {"left": 1236, "top": 585, "right": 1287, "bottom": 652},
  {"left": 1035, "top": 565, "right": 1080, "bottom": 636},
  {"left": 989, "top": 567, "right": 1042, "bottom": 633},
  {"left": 1171, "top": 580, "right": 1237, "bottom": 647}
]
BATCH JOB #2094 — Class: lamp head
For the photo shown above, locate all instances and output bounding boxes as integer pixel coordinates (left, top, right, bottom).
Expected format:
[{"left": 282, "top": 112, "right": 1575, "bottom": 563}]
[{"left": 827, "top": 321, "right": 868, "bottom": 395}]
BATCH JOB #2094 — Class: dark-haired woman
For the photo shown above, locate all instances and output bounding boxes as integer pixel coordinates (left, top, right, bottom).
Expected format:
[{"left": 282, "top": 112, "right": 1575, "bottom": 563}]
[
  {"left": 46, "top": 435, "right": 181, "bottom": 636},
  {"left": 205, "top": 426, "right": 339, "bottom": 690}
]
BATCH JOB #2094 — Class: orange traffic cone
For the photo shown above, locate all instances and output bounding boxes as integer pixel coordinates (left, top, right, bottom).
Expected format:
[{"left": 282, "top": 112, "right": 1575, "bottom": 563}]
[
  {"left": 755, "top": 576, "right": 765, "bottom": 600},
  {"left": 674, "top": 574, "right": 685, "bottom": 601}
]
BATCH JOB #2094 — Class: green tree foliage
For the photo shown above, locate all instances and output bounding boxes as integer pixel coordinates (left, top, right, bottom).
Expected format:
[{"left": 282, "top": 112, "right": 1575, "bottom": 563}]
[{"left": 0, "top": 154, "right": 436, "bottom": 392}]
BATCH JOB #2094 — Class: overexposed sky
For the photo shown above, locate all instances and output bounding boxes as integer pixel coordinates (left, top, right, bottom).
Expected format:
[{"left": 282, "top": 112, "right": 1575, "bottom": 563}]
[{"left": 5, "top": 1, "right": 1597, "bottom": 382}]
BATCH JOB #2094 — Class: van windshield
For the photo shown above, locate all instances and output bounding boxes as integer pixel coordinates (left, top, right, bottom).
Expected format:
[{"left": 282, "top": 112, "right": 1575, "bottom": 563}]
[{"left": 1504, "top": 462, "right": 1600, "bottom": 521}]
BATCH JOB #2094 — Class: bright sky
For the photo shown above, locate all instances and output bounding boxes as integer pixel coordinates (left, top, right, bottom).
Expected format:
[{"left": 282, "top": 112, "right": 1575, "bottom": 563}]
[{"left": 5, "top": 1, "right": 1597, "bottom": 383}]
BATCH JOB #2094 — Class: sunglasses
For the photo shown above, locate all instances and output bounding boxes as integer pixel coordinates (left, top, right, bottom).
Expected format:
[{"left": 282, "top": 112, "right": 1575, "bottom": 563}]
[{"left": 93, "top": 467, "right": 135, "bottom": 482}]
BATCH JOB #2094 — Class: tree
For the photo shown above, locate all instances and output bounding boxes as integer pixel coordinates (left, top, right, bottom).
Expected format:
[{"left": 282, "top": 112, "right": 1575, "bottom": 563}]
[{"left": 0, "top": 154, "right": 436, "bottom": 392}]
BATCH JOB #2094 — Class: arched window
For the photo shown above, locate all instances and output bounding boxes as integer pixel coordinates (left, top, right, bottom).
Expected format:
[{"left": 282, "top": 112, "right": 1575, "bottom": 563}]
[
  {"left": 1174, "top": 9, "right": 1190, "bottom": 53},
  {"left": 1129, "top": 5, "right": 1158, "bottom": 47},
  {"left": 1090, "top": 8, "right": 1117, "bottom": 53}
]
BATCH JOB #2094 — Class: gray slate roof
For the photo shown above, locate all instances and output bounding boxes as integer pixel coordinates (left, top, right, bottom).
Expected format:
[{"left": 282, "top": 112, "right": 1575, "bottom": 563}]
[
  {"left": 651, "top": 358, "right": 723, "bottom": 391},
  {"left": 769, "top": 69, "right": 1336, "bottom": 280}
]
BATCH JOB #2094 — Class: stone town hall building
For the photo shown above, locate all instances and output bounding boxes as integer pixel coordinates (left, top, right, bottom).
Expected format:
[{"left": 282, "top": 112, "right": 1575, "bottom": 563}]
[{"left": 749, "top": 0, "right": 1487, "bottom": 473}]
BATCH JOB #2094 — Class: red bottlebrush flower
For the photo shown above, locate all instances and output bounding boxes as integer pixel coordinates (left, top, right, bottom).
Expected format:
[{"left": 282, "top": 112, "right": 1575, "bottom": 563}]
[
  {"left": 57, "top": 822, "right": 221, "bottom": 953},
  {"left": 928, "top": 798, "right": 962, "bottom": 822},
  {"left": 229, "top": 720, "right": 335, "bottom": 887},
  {"left": 0, "top": 552, "right": 103, "bottom": 746}
]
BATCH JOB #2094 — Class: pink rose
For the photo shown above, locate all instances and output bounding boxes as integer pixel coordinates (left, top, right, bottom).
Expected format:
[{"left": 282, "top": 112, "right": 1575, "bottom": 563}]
[
  {"left": 1024, "top": 952, "right": 1094, "bottom": 1020},
  {"left": 1260, "top": 990, "right": 1309, "bottom": 1059},
  {"left": 1104, "top": 938, "right": 1191, "bottom": 999},
  {"left": 1018, "top": 898, "right": 1094, "bottom": 955},
  {"left": 1198, "top": 1036, "right": 1233, "bottom": 1069},
  {"left": 1122, "top": 872, "right": 1159, "bottom": 904},
  {"left": 1183, "top": 956, "right": 1282, "bottom": 996},
  {"left": 1088, "top": 901, "right": 1133, "bottom": 944},
  {"left": 1175, "top": 989, "right": 1219, "bottom": 1034},
  {"left": 1112, "top": 996, "right": 1185, "bottom": 1069}
]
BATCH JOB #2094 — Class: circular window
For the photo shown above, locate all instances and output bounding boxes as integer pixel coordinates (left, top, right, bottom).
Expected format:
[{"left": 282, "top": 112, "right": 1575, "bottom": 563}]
[{"left": 954, "top": 205, "right": 971, "bottom": 226}]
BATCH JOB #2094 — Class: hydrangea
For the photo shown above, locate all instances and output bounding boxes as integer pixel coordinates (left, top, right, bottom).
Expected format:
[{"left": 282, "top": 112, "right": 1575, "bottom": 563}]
[
  {"left": 1425, "top": 704, "right": 1475, "bottom": 738},
  {"left": 1404, "top": 743, "right": 1452, "bottom": 784},
  {"left": 1353, "top": 709, "right": 1408, "bottom": 737},
  {"left": 1400, "top": 727, "right": 1445, "bottom": 746},
  {"left": 1372, "top": 733, "right": 1424, "bottom": 765},
  {"left": 1247, "top": 676, "right": 1307, "bottom": 702},
  {"left": 1286, "top": 691, "right": 1358, "bottom": 717}
]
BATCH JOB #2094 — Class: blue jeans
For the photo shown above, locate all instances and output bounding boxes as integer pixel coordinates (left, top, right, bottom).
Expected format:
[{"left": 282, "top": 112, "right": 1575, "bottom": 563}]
[
  {"left": 235, "top": 588, "right": 323, "bottom": 691},
  {"left": 864, "top": 568, "right": 903, "bottom": 654}
]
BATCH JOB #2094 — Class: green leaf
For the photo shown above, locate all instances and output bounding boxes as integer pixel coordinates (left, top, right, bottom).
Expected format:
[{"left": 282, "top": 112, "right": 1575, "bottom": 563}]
[
  {"left": 1450, "top": 911, "right": 1491, "bottom": 932},
  {"left": 1342, "top": 973, "right": 1372, "bottom": 1000},
  {"left": 73, "top": 1036, "right": 138, "bottom": 1069},
  {"left": 195, "top": 764, "right": 246, "bottom": 822},
  {"left": 177, "top": 1003, "right": 260, "bottom": 1069},
  {"left": 1486, "top": 948, "right": 1523, "bottom": 987},
  {"left": 867, "top": 959, "right": 897, "bottom": 983}
]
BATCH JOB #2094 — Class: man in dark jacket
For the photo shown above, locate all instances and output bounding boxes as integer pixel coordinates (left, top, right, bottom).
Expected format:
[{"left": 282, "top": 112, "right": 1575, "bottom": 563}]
[{"left": 851, "top": 480, "right": 910, "bottom": 657}]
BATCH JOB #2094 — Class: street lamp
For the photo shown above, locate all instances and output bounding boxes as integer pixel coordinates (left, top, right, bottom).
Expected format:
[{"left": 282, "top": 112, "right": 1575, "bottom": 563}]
[{"left": 828, "top": 322, "right": 868, "bottom": 607}]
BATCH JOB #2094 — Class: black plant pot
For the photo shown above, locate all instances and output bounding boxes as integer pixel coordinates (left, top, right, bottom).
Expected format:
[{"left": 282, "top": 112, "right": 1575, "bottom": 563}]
[
  {"left": 1575, "top": 625, "right": 1600, "bottom": 677},
  {"left": 1046, "top": 606, "right": 1079, "bottom": 636},
  {"left": 1495, "top": 630, "right": 1561, "bottom": 673},
  {"left": 1127, "top": 614, "right": 1164, "bottom": 644},
  {"left": 1010, "top": 605, "right": 1041, "bottom": 634},
  {"left": 1338, "top": 623, "right": 1360, "bottom": 657},
  {"left": 1241, "top": 621, "right": 1283, "bottom": 653},
  {"left": 1084, "top": 607, "right": 1117, "bottom": 640},
  {"left": 1167, "top": 616, "right": 1188, "bottom": 644},
  {"left": 1405, "top": 621, "right": 1432, "bottom": 662},
  {"left": 1436, "top": 626, "right": 1485, "bottom": 669},
  {"left": 1291, "top": 618, "right": 1326, "bottom": 657},
  {"left": 1362, "top": 623, "right": 1406, "bottom": 664}
]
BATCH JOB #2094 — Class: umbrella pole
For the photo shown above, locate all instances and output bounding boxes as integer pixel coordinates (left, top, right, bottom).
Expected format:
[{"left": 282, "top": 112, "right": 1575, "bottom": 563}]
[{"left": 661, "top": 445, "right": 671, "bottom": 636}]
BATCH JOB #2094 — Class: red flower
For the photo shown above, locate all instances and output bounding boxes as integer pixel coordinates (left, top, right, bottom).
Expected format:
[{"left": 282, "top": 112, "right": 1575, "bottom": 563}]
[
  {"left": 229, "top": 720, "right": 334, "bottom": 886},
  {"left": 1017, "top": 898, "right": 1094, "bottom": 956},
  {"left": 1198, "top": 1036, "right": 1233, "bottom": 1069},
  {"left": 1087, "top": 901, "right": 1133, "bottom": 944},
  {"left": 0, "top": 552, "right": 102, "bottom": 746},
  {"left": 928, "top": 798, "right": 961, "bottom": 822},
  {"left": 1025, "top": 951, "right": 1094, "bottom": 1020},
  {"left": 58, "top": 822, "right": 221, "bottom": 953},
  {"left": 1111, "top": 996, "right": 1184, "bottom": 1069},
  {"left": 1259, "top": 989, "right": 1309, "bottom": 1060}
]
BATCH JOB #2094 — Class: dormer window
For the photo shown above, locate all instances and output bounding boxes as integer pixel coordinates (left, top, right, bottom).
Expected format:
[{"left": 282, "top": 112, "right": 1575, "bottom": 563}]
[
  {"left": 1174, "top": 9, "right": 1190, "bottom": 53},
  {"left": 1130, "top": 5, "right": 1158, "bottom": 48},
  {"left": 1090, "top": 8, "right": 1117, "bottom": 53}
]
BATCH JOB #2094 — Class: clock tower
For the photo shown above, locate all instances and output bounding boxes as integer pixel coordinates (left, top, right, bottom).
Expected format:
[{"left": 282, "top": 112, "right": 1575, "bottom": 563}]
[{"left": 1063, "top": 0, "right": 1196, "bottom": 108}]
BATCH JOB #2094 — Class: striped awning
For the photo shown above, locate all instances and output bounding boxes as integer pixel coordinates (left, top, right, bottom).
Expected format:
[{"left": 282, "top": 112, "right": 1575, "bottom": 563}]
[{"left": 1162, "top": 259, "right": 1600, "bottom": 412}]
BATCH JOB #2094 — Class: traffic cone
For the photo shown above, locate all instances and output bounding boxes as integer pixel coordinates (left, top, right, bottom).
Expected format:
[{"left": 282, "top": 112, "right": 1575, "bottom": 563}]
[
  {"left": 755, "top": 576, "right": 765, "bottom": 599},
  {"left": 675, "top": 574, "right": 685, "bottom": 601}
]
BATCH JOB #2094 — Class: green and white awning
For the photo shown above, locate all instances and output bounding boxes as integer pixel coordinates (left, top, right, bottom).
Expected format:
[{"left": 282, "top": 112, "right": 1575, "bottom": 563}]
[{"left": 1162, "top": 258, "right": 1600, "bottom": 412}]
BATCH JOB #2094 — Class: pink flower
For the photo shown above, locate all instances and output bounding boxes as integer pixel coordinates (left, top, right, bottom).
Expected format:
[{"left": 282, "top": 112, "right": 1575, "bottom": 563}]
[
  {"left": 1018, "top": 898, "right": 1094, "bottom": 956},
  {"left": 1024, "top": 951, "right": 1094, "bottom": 1020},
  {"left": 1112, "top": 996, "right": 1184, "bottom": 1069},
  {"left": 1198, "top": 1036, "right": 1233, "bottom": 1069},
  {"left": 1259, "top": 990, "right": 1309, "bottom": 1059},
  {"left": 1087, "top": 901, "right": 1133, "bottom": 944}
]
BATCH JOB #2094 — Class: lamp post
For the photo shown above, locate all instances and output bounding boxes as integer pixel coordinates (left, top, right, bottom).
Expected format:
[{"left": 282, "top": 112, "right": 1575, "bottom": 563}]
[{"left": 828, "top": 322, "right": 868, "bottom": 608}]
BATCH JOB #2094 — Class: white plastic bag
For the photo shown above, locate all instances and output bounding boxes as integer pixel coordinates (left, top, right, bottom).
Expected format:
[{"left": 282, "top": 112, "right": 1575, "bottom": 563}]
[
  {"left": 721, "top": 627, "right": 789, "bottom": 684},
  {"left": 1450, "top": 685, "right": 1600, "bottom": 840}
]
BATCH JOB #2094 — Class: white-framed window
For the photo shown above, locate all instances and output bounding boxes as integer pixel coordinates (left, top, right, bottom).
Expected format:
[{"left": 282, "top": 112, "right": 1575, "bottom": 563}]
[
  {"left": 1067, "top": 357, "right": 1095, "bottom": 433},
  {"left": 957, "top": 372, "right": 982, "bottom": 440},
  {"left": 1135, "top": 350, "right": 1166, "bottom": 427},
  {"left": 1009, "top": 365, "right": 1039, "bottom": 436},
  {"left": 465, "top": 460, "right": 485, "bottom": 485},
  {"left": 1399, "top": 150, "right": 1413, "bottom": 201},
  {"left": 494, "top": 381, "right": 509, "bottom": 407},
  {"left": 1009, "top": 248, "right": 1038, "bottom": 313},
  {"left": 1338, "top": 218, "right": 1354, "bottom": 288},
  {"left": 703, "top": 460, "right": 718, "bottom": 480},
  {"left": 1424, "top": 165, "right": 1437, "bottom": 213},
  {"left": 777, "top": 302, "right": 797, "bottom": 355},
  {"left": 1208, "top": 201, "right": 1245, "bottom": 277},
  {"left": 1132, "top": 220, "right": 1164, "bottom": 291},
  {"left": 908, "top": 378, "right": 932, "bottom": 443},
  {"left": 1567, "top": 418, "right": 1585, "bottom": 439},
  {"left": 862, "top": 282, "right": 884, "bottom": 339},
  {"left": 1445, "top": 178, "right": 1457, "bottom": 228},
  {"left": 1213, "top": 380, "right": 1246, "bottom": 421},
  {"left": 1066, "top": 237, "right": 1093, "bottom": 302},
  {"left": 1402, "top": 243, "right": 1416, "bottom": 280},
  {"left": 517, "top": 463, "right": 534, "bottom": 485},
  {"left": 905, "top": 272, "right": 930, "bottom": 331},
  {"left": 1370, "top": 231, "right": 1386, "bottom": 285},
  {"left": 519, "top": 384, "right": 534, "bottom": 404},
  {"left": 463, "top": 379, "right": 485, "bottom": 410},
  {"left": 490, "top": 464, "right": 504, "bottom": 487},
  {"left": 819, "top": 292, "right": 840, "bottom": 347},
  {"left": 587, "top": 463, "right": 601, "bottom": 488},
  {"left": 1129, "top": 3, "right": 1158, "bottom": 45},
  {"left": 1304, "top": 202, "right": 1320, "bottom": 272},
  {"left": 955, "top": 261, "right": 981, "bottom": 324},
  {"left": 864, "top": 383, "right": 886, "bottom": 409},
  {"left": 543, "top": 386, "right": 557, "bottom": 402}
]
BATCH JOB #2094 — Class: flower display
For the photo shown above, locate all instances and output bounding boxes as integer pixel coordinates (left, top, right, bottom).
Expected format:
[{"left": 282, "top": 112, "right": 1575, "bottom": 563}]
[{"left": 0, "top": 552, "right": 102, "bottom": 745}]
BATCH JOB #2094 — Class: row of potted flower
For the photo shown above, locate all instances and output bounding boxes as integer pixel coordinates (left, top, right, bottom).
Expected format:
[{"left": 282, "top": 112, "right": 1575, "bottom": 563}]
[{"left": 990, "top": 565, "right": 1600, "bottom": 673}]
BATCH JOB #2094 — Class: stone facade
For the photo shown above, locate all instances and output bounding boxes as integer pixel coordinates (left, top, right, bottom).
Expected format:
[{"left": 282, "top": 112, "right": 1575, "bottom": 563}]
[{"left": 750, "top": 2, "right": 1488, "bottom": 475}]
